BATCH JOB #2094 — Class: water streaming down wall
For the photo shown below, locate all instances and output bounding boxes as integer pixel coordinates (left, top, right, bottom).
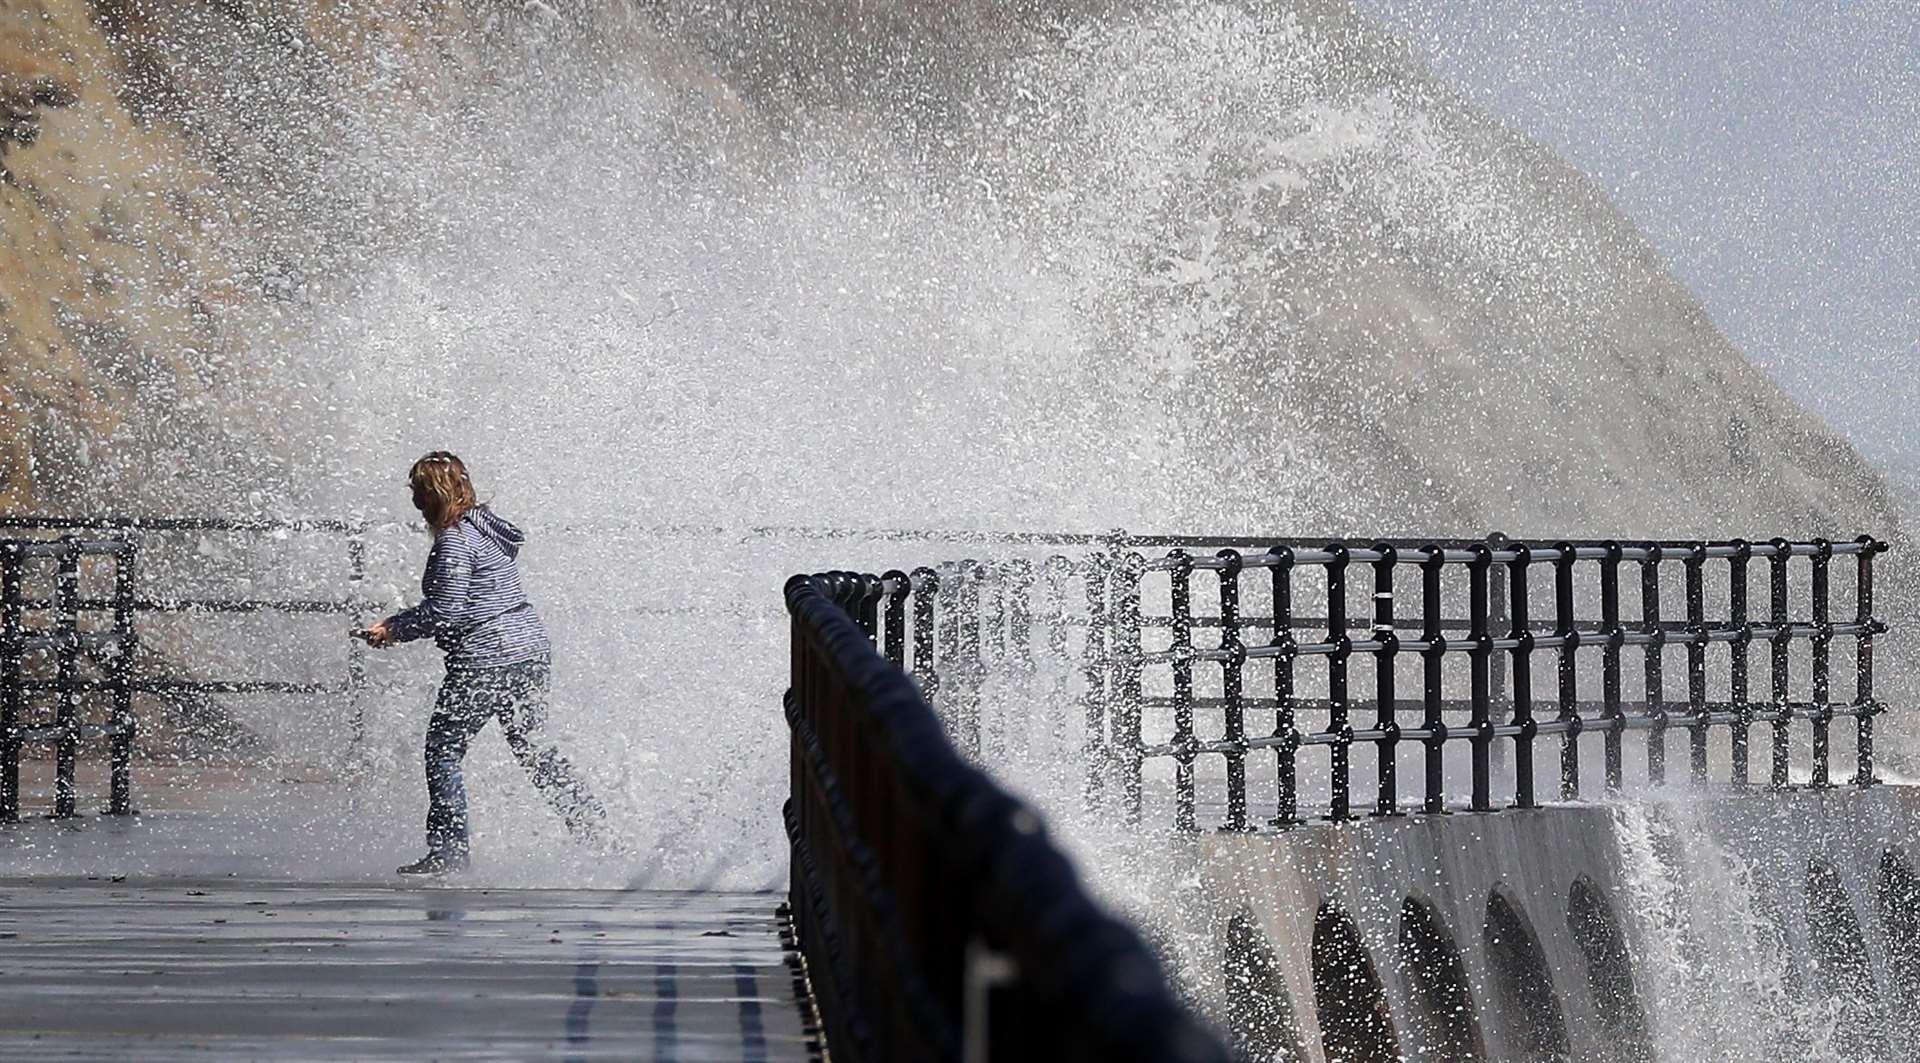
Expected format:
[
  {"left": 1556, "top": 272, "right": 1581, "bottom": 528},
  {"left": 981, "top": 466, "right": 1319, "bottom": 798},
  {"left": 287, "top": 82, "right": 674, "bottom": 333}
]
[{"left": 1190, "top": 789, "right": 1920, "bottom": 1062}]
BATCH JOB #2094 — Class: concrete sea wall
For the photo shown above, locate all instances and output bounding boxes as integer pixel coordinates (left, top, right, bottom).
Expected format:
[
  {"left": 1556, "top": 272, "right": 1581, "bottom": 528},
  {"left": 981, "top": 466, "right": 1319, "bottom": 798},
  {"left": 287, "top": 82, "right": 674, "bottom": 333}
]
[{"left": 1187, "top": 786, "right": 1920, "bottom": 1061}]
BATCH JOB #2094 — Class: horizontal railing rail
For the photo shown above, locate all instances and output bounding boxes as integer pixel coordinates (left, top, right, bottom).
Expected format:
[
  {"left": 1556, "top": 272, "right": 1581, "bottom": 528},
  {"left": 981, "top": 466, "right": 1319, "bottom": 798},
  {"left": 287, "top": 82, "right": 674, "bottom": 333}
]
[
  {"left": 0, "top": 516, "right": 368, "bottom": 534},
  {"left": 785, "top": 572, "right": 1228, "bottom": 1063}
]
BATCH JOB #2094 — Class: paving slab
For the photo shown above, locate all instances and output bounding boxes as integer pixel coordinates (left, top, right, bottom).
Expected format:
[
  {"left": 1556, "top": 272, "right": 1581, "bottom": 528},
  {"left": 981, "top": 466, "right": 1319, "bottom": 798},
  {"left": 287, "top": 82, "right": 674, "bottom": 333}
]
[{"left": 0, "top": 879, "right": 819, "bottom": 1061}]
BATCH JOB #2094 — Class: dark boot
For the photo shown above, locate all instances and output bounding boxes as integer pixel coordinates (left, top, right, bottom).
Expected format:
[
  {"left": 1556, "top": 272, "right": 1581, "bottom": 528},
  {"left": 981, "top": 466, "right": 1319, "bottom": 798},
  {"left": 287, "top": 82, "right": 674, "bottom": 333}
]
[{"left": 396, "top": 850, "right": 469, "bottom": 876}]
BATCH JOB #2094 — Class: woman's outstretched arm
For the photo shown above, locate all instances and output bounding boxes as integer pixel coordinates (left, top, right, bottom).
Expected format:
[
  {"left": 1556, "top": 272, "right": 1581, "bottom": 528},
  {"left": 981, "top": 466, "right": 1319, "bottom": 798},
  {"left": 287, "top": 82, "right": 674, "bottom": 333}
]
[{"left": 383, "top": 534, "right": 478, "bottom": 643}]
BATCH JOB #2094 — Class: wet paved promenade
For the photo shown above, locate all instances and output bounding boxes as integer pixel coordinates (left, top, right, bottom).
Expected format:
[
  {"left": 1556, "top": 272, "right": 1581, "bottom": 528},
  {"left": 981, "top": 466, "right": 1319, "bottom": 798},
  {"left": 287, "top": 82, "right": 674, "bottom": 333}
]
[{"left": 0, "top": 879, "right": 818, "bottom": 1061}]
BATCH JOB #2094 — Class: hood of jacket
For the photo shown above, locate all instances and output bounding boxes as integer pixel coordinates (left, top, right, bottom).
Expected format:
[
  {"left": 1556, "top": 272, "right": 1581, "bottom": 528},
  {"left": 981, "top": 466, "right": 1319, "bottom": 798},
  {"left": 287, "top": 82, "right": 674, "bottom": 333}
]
[{"left": 464, "top": 504, "right": 526, "bottom": 557}]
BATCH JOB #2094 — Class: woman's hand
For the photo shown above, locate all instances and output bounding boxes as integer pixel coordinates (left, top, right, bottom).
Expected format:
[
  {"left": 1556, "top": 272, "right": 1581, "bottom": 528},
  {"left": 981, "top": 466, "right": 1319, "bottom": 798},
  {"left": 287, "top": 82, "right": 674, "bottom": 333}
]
[{"left": 362, "top": 621, "right": 395, "bottom": 648}]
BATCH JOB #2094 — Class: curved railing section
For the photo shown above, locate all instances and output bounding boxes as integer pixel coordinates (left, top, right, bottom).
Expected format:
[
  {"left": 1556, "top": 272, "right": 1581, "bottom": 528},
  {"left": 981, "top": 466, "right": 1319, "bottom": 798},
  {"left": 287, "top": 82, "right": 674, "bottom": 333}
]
[
  {"left": 871, "top": 533, "right": 1895, "bottom": 831},
  {"left": 784, "top": 572, "right": 1228, "bottom": 1063}
]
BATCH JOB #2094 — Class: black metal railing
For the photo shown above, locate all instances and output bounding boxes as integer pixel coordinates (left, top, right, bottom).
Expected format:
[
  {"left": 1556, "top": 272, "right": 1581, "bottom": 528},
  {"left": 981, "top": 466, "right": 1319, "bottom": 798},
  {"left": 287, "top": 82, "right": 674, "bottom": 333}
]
[
  {"left": 0, "top": 536, "right": 138, "bottom": 819},
  {"left": 848, "top": 532, "right": 1893, "bottom": 833},
  {"left": 785, "top": 572, "right": 1228, "bottom": 1063},
  {"left": 0, "top": 516, "right": 376, "bottom": 746}
]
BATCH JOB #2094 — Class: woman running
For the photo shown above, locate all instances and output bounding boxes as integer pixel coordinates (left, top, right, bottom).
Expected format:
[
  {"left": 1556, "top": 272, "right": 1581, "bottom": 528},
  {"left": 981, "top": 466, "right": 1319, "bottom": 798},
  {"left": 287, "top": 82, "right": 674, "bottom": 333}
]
[{"left": 362, "top": 452, "right": 605, "bottom": 874}]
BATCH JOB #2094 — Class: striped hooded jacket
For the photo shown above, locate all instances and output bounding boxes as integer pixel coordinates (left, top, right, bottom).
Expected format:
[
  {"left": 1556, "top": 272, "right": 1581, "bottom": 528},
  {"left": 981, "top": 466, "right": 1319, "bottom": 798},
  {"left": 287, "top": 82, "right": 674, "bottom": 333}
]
[{"left": 385, "top": 505, "right": 551, "bottom": 670}]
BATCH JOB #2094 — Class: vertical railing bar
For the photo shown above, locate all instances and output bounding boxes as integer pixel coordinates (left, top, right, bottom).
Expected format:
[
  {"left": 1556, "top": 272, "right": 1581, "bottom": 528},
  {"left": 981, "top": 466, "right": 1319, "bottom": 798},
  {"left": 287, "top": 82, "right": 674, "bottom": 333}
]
[
  {"left": 1600, "top": 543, "right": 1625, "bottom": 793},
  {"left": 1508, "top": 544, "right": 1536, "bottom": 809},
  {"left": 1769, "top": 539, "right": 1792, "bottom": 790},
  {"left": 1729, "top": 541, "right": 1753, "bottom": 788},
  {"left": 1217, "top": 550, "right": 1249, "bottom": 832},
  {"left": 1853, "top": 536, "right": 1879, "bottom": 787},
  {"left": 937, "top": 564, "right": 962, "bottom": 737},
  {"left": 1685, "top": 546, "right": 1710, "bottom": 782},
  {"left": 1421, "top": 547, "right": 1448, "bottom": 815},
  {"left": 857, "top": 572, "right": 883, "bottom": 642},
  {"left": 108, "top": 536, "right": 138, "bottom": 816},
  {"left": 1487, "top": 532, "right": 1511, "bottom": 777},
  {"left": 1642, "top": 545, "right": 1668, "bottom": 787},
  {"left": 1482, "top": 529, "right": 1512, "bottom": 779},
  {"left": 1553, "top": 543, "right": 1581, "bottom": 801},
  {"left": 1075, "top": 555, "right": 1108, "bottom": 812},
  {"left": 1327, "top": 544, "right": 1354, "bottom": 820},
  {"left": 0, "top": 541, "right": 21, "bottom": 823},
  {"left": 881, "top": 569, "right": 909, "bottom": 668},
  {"left": 1117, "top": 554, "right": 1146, "bottom": 826},
  {"left": 1271, "top": 547, "right": 1300, "bottom": 827},
  {"left": 1372, "top": 545, "right": 1400, "bottom": 817},
  {"left": 1168, "top": 550, "right": 1197, "bottom": 833},
  {"left": 980, "top": 562, "right": 1004, "bottom": 665},
  {"left": 53, "top": 537, "right": 79, "bottom": 819},
  {"left": 1007, "top": 559, "right": 1033, "bottom": 673},
  {"left": 910, "top": 567, "right": 941, "bottom": 707},
  {"left": 1040, "top": 559, "right": 1073, "bottom": 791},
  {"left": 957, "top": 562, "right": 983, "bottom": 760},
  {"left": 1809, "top": 539, "right": 1833, "bottom": 789},
  {"left": 1467, "top": 544, "right": 1493, "bottom": 813}
]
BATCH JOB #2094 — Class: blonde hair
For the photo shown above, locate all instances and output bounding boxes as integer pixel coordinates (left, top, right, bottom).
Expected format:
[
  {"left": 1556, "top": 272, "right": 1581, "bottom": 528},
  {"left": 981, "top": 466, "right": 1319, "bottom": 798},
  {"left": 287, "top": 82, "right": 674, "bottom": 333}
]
[{"left": 408, "top": 451, "right": 477, "bottom": 532}]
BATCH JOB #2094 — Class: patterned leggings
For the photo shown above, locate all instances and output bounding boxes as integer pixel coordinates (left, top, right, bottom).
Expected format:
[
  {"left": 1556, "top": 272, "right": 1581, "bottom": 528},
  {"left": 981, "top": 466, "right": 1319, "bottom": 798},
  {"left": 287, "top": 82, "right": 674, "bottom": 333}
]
[{"left": 423, "top": 658, "right": 606, "bottom": 856}]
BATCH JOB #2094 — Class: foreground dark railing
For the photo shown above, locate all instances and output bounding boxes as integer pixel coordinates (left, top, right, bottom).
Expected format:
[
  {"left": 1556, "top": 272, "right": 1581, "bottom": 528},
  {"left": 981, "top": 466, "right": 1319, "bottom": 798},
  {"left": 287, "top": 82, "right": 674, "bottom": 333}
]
[
  {"left": 854, "top": 532, "right": 1894, "bottom": 832},
  {"left": 0, "top": 537, "right": 139, "bottom": 819},
  {"left": 785, "top": 573, "right": 1228, "bottom": 1063}
]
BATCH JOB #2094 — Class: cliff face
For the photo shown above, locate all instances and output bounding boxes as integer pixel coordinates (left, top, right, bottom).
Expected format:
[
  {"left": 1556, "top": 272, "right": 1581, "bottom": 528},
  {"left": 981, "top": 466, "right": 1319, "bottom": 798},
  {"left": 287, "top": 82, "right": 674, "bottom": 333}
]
[
  {"left": 0, "top": 0, "right": 502, "bottom": 514},
  {"left": 1, "top": 1, "right": 222, "bottom": 511}
]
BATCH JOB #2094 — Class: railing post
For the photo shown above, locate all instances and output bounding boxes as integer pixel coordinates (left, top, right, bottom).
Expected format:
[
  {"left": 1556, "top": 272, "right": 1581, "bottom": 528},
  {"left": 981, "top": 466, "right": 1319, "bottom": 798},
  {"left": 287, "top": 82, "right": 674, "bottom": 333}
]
[
  {"left": 1730, "top": 541, "right": 1753, "bottom": 788},
  {"left": 1005, "top": 559, "right": 1032, "bottom": 673},
  {"left": 1372, "top": 545, "right": 1401, "bottom": 817},
  {"left": 936, "top": 566, "right": 959, "bottom": 733},
  {"left": 1553, "top": 543, "right": 1582, "bottom": 801},
  {"left": 985, "top": 561, "right": 1024, "bottom": 766},
  {"left": 1600, "top": 543, "right": 1625, "bottom": 792},
  {"left": 1217, "top": 550, "right": 1249, "bottom": 832},
  {"left": 1508, "top": 544, "right": 1536, "bottom": 809},
  {"left": 1075, "top": 555, "right": 1108, "bottom": 811},
  {"left": 0, "top": 541, "right": 21, "bottom": 823},
  {"left": 1270, "top": 547, "right": 1300, "bottom": 826},
  {"left": 1685, "top": 545, "right": 1709, "bottom": 782},
  {"left": 1327, "top": 544, "right": 1355, "bottom": 820},
  {"left": 1168, "top": 550, "right": 1197, "bottom": 833},
  {"left": 1115, "top": 553, "right": 1146, "bottom": 826},
  {"left": 950, "top": 562, "right": 983, "bottom": 759},
  {"left": 1487, "top": 532, "right": 1511, "bottom": 771},
  {"left": 1769, "top": 539, "right": 1792, "bottom": 790},
  {"left": 911, "top": 567, "right": 941, "bottom": 705},
  {"left": 856, "top": 572, "right": 883, "bottom": 641},
  {"left": 1641, "top": 545, "right": 1668, "bottom": 786},
  {"left": 1854, "top": 537, "right": 1880, "bottom": 787},
  {"left": 53, "top": 537, "right": 80, "bottom": 819},
  {"left": 1809, "top": 540, "right": 1833, "bottom": 790},
  {"left": 881, "top": 570, "right": 909, "bottom": 668},
  {"left": 1420, "top": 547, "right": 1448, "bottom": 815},
  {"left": 108, "top": 535, "right": 139, "bottom": 816},
  {"left": 1467, "top": 544, "right": 1493, "bottom": 812},
  {"left": 982, "top": 563, "right": 1005, "bottom": 665}
]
